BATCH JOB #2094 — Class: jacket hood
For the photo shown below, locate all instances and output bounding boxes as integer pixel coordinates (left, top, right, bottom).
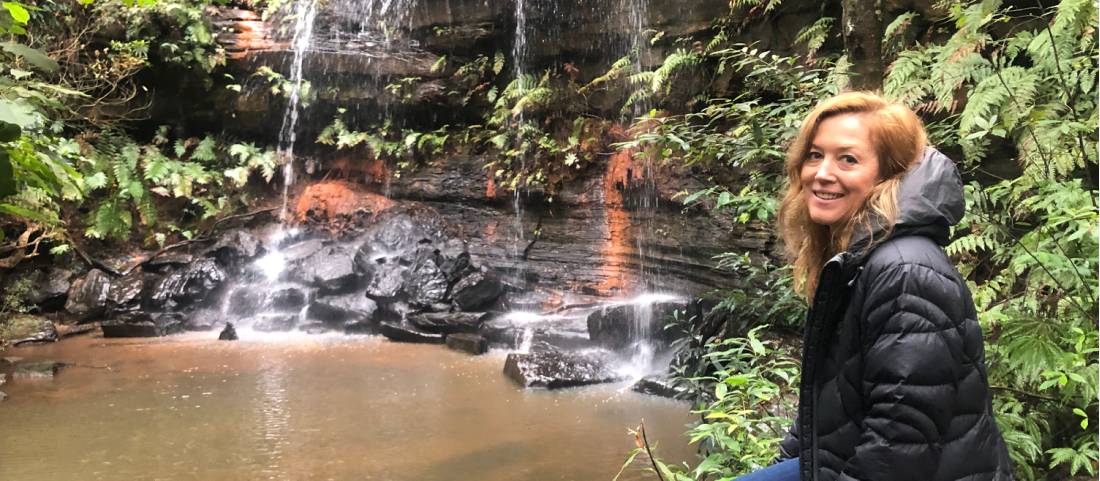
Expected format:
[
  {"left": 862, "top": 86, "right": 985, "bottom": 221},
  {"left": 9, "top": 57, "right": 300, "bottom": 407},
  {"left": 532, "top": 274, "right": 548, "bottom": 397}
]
[{"left": 848, "top": 147, "right": 965, "bottom": 254}]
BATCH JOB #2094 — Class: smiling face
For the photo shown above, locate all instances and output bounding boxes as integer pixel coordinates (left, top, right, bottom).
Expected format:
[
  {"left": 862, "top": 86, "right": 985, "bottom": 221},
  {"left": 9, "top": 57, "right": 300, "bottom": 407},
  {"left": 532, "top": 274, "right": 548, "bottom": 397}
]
[{"left": 800, "top": 114, "right": 881, "bottom": 228}]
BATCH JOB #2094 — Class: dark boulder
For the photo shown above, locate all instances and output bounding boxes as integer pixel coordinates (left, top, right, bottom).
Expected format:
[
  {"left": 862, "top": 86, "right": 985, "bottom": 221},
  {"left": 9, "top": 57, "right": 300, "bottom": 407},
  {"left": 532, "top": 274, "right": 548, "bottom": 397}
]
[
  {"left": 307, "top": 294, "right": 377, "bottom": 324},
  {"left": 478, "top": 312, "right": 593, "bottom": 350},
  {"left": 183, "top": 309, "right": 222, "bottom": 331},
  {"left": 250, "top": 313, "right": 298, "bottom": 332},
  {"left": 586, "top": 300, "right": 687, "bottom": 350},
  {"left": 143, "top": 253, "right": 194, "bottom": 273},
  {"left": 360, "top": 204, "right": 451, "bottom": 253},
  {"left": 632, "top": 375, "right": 689, "bottom": 398},
  {"left": 435, "top": 238, "right": 472, "bottom": 283},
  {"left": 503, "top": 348, "right": 625, "bottom": 389},
  {"left": 107, "top": 270, "right": 145, "bottom": 314},
  {"left": 269, "top": 287, "right": 309, "bottom": 311},
  {"left": 218, "top": 322, "right": 238, "bottom": 340},
  {"left": 207, "top": 229, "right": 263, "bottom": 265},
  {"left": 28, "top": 268, "right": 72, "bottom": 307},
  {"left": 404, "top": 250, "right": 449, "bottom": 307},
  {"left": 64, "top": 269, "right": 111, "bottom": 322},
  {"left": 450, "top": 272, "right": 503, "bottom": 311},
  {"left": 290, "top": 244, "right": 359, "bottom": 294},
  {"left": 226, "top": 288, "right": 265, "bottom": 316},
  {"left": 408, "top": 311, "right": 486, "bottom": 334},
  {"left": 446, "top": 333, "right": 488, "bottom": 355},
  {"left": 378, "top": 321, "right": 445, "bottom": 344},
  {"left": 101, "top": 312, "right": 183, "bottom": 337},
  {"left": 280, "top": 238, "right": 326, "bottom": 263},
  {"left": 343, "top": 320, "right": 377, "bottom": 334},
  {"left": 148, "top": 259, "right": 227, "bottom": 311},
  {"left": 362, "top": 255, "right": 407, "bottom": 300}
]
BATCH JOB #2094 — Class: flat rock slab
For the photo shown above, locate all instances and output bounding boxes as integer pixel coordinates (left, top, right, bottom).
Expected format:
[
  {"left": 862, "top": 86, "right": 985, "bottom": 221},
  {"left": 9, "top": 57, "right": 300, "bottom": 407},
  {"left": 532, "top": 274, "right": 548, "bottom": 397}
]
[
  {"left": 632, "top": 375, "right": 688, "bottom": 399},
  {"left": 446, "top": 333, "right": 488, "bottom": 355},
  {"left": 409, "top": 312, "right": 486, "bottom": 334},
  {"left": 57, "top": 323, "right": 99, "bottom": 338},
  {"left": 102, "top": 321, "right": 165, "bottom": 338},
  {"left": 378, "top": 322, "right": 445, "bottom": 344},
  {"left": 503, "top": 348, "right": 625, "bottom": 389},
  {"left": 13, "top": 361, "right": 65, "bottom": 380}
]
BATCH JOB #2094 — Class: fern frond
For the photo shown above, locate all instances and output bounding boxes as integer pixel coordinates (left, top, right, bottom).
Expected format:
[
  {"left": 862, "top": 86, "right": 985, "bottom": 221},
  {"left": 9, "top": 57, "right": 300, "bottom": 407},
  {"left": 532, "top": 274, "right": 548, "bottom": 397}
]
[{"left": 795, "top": 17, "right": 834, "bottom": 59}]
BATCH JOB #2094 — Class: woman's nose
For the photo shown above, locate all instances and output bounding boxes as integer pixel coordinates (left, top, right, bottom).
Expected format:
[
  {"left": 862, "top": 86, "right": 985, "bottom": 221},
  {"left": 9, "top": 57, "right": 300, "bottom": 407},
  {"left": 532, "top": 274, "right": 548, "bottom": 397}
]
[{"left": 813, "top": 158, "right": 837, "bottom": 182}]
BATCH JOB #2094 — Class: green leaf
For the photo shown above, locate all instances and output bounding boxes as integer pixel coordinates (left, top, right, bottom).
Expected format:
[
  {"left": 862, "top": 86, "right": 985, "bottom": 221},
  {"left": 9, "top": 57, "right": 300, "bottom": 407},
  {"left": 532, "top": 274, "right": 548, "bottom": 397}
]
[
  {"left": 2, "top": 2, "right": 28, "bottom": 24},
  {"left": 0, "top": 42, "right": 59, "bottom": 72},
  {"left": 0, "top": 202, "right": 54, "bottom": 224},
  {"left": 0, "top": 98, "right": 37, "bottom": 128}
]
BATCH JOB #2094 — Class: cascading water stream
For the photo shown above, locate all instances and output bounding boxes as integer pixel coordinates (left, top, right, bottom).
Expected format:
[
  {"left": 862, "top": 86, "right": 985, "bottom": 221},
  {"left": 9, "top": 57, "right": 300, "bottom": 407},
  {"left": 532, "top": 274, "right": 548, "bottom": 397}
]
[
  {"left": 509, "top": 0, "right": 530, "bottom": 289},
  {"left": 276, "top": 0, "right": 320, "bottom": 222}
]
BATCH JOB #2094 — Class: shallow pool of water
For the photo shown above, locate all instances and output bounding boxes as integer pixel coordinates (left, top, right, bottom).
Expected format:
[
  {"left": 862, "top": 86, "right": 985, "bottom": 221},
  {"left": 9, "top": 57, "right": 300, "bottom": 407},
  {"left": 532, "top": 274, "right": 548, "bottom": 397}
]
[{"left": 0, "top": 332, "right": 695, "bottom": 481}]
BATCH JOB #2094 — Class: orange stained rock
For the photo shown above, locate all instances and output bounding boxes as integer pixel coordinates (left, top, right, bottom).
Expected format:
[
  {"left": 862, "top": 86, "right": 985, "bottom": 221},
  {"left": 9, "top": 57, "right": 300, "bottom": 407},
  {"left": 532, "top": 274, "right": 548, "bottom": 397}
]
[
  {"left": 293, "top": 180, "right": 395, "bottom": 224},
  {"left": 486, "top": 175, "right": 497, "bottom": 199},
  {"left": 595, "top": 146, "right": 638, "bottom": 295}
]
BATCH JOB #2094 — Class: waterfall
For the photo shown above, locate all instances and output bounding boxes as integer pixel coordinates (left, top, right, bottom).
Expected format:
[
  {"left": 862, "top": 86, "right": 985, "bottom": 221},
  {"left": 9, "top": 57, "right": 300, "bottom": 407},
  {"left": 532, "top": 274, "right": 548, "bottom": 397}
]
[
  {"left": 509, "top": 0, "right": 530, "bottom": 290},
  {"left": 276, "top": 0, "right": 319, "bottom": 222}
]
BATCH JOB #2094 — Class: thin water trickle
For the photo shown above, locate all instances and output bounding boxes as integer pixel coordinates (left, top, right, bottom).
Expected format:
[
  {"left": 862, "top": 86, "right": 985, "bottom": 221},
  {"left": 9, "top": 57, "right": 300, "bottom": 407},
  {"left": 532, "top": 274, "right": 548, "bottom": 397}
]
[{"left": 276, "top": 0, "right": 320, "bottom": 221}]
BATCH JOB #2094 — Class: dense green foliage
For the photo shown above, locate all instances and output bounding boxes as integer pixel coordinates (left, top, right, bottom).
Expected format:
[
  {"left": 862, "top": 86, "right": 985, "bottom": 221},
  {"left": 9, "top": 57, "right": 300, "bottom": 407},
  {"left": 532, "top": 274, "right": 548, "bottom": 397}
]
[
  {"left": 0, "top": 0, "right": 279, "bottom": 263},
  {"left": 616, "top": 1, "right": 1097, "bottom": 480}
]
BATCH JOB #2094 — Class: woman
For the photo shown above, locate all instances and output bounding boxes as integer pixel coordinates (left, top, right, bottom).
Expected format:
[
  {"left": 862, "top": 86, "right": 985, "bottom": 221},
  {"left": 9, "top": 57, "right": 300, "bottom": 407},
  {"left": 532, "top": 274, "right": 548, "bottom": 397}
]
[{"left": 738, "top": 92, "right": 1013, "bottom": 481}]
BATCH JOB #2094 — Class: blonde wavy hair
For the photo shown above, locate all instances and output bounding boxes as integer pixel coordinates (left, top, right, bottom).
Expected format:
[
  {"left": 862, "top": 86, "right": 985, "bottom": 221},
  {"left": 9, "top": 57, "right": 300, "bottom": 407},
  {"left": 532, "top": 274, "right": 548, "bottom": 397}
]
[{"left": 778, "top": 91, "right": 927, "bottom": 300}]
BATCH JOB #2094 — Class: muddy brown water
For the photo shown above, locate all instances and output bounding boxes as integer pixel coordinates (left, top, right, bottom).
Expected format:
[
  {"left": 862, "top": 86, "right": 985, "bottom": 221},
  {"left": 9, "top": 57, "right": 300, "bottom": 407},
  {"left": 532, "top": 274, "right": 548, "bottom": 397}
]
[{"left": 0, "top": 332, "right": 696, "bottom": 481}]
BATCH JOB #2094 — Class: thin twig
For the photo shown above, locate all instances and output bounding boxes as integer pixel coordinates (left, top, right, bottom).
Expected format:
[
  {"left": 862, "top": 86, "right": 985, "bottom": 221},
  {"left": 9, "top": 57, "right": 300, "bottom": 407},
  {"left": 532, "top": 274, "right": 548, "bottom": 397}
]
[
  {"left": 639, "top": 422, "right": 668, "bottom": 481},
  {"left": 990, "top": 385, "right": 1059, "bottom": 403}
]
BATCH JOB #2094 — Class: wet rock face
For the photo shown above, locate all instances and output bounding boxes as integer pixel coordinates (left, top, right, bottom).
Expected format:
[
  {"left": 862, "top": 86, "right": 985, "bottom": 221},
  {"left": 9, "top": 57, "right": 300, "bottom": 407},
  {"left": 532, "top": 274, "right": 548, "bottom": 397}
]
[
  {"left": 148, "top": 259, "right": 227, "bottom": 312},
  {"left": 107, "top": 270, "right": 146, "bottom": 314},
  {"left": 101, "top": 312, "right": 184, "bottom": 338},
  {"left": 403, "top": 250, "right": 449, "bottom": 307},
  {"left": 208, "top": 229, "right": 263, "bottom": 267},
  {"left": 226, "top": 288, "right": 265, "bottom": 316},
  {"left": 28, "top": 268, "right": 72, "bottom": 307},
  {"left": 408, "top": 311, "right": 486, "bottom": 334},
  {"left": 503, "top": 348, "right": 625, "bottom": 389},
  {"left": 307, "top": 294, "right": 377, "bottom": 325},
  {"left": 450, "top": 272, "right": 503, "bottom": 311},
  {"left": 586, "top": 301, "right": 687, "bottom": 350},
  {"left": 632, "top": 375, "right": 688, "bottom": 399},
  {"left": 269, "top": 287, "right": 309, "bottom": 311},
  {"left": 183, "top": 309, "right": 223, "bottom": 331},
  {"left": 290, "top": 244, "right": 359, "bottom": 294},
  {"left": 445, "top": 333, "right": 489, "bottom": 355},
  {"left": 64, "top": 269, "right": 112, "bottom": 322},
  {"left": 378, "top": 322, "right": 445, "bottom": 344}
]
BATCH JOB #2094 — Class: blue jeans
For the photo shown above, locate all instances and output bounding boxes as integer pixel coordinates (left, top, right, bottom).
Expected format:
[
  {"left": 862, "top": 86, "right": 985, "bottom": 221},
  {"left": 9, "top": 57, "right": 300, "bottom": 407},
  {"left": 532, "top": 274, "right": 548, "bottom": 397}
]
[{"left": 732, "top": 458, "right": 800, "bottom": 481}]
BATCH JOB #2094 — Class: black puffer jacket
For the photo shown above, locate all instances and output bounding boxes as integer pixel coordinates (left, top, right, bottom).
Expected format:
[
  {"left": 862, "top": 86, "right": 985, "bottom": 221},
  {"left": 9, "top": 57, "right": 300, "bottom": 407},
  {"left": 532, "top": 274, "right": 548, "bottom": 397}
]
[{"left": 778, "top": 148, "right": 1013, "bottom": 481}]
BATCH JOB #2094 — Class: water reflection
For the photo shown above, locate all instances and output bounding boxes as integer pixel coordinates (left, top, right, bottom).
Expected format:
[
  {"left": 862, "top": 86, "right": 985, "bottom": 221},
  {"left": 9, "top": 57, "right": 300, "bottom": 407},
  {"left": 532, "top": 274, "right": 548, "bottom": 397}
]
[{"left": 255, "top": 359, "right": 291, "bottom": 480}]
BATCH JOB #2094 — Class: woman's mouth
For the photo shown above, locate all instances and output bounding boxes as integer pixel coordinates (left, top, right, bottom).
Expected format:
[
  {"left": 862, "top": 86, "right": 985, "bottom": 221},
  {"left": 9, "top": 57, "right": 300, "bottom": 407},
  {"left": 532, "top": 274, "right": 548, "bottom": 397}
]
[{"left": 814, "top": 191, "right": 844, "bottom": 200}]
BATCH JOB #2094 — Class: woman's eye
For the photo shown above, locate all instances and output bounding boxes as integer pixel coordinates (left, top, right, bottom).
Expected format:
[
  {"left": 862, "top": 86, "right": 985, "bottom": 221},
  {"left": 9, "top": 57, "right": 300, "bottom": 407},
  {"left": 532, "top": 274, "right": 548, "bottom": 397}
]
[
  {"left": 840, "top": 155, "right": 858, "bottom": 164},
  {"left": 807, "top": 151, "right": 824, "bottom": 161}
]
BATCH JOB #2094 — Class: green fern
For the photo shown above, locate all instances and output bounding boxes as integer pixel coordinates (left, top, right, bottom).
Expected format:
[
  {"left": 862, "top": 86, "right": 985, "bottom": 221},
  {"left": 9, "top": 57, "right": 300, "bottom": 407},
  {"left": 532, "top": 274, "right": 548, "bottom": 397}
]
[{"left": 794, "top": 17, "right": 834, "bottom": 59}]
